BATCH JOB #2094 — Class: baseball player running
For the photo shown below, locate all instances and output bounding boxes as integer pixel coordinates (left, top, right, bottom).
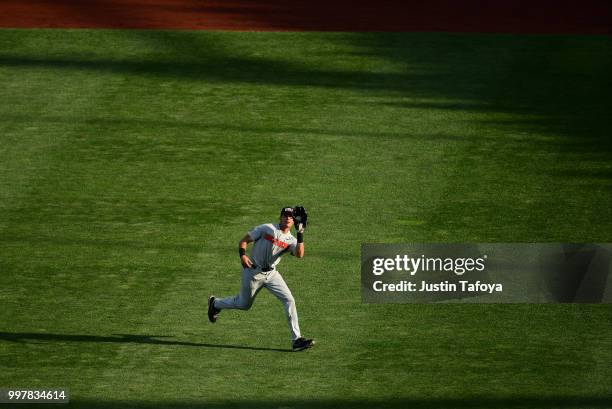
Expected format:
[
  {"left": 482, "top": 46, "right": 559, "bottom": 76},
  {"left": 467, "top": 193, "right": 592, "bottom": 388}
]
[{"left": 208, "top": 206, "right": 314, "bottom": 351}]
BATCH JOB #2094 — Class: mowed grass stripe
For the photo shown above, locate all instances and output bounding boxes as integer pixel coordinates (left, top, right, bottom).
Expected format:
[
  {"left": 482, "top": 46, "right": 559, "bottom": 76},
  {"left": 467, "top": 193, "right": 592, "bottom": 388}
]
[{"left": 0, "top": 29, "right": 610, "bottom": 407}]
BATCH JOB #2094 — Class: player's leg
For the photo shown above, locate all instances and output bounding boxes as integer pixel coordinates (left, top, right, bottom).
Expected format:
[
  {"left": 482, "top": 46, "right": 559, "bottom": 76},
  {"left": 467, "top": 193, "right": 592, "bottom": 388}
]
[
  {"left": 214, "top": 268, "right": 265, "bottom": 310},
  {"left": 264, "top": 271, "right": 301, "bottom": 341}
]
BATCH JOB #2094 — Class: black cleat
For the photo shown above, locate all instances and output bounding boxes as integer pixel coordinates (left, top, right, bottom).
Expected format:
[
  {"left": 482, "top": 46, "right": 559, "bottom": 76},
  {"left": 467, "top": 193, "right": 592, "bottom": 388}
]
[
  {"left": 292, "top": 337, "right": 315, "bottom": 351},
  {"left": 208, "top": 296, "right": 220, "bottom": 323}
]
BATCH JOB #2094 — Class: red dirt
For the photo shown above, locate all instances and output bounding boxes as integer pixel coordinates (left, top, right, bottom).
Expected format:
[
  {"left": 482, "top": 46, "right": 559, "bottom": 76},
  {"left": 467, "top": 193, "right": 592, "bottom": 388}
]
[{"left": 0, "top": 0, "right": 610, "bottom": 34}]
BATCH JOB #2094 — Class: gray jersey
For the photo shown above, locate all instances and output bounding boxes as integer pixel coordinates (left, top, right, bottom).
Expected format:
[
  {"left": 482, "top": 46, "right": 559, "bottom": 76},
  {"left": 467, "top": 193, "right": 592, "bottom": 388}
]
[{"left": 247, "top": 223, "right": 297, "bottom": 270}]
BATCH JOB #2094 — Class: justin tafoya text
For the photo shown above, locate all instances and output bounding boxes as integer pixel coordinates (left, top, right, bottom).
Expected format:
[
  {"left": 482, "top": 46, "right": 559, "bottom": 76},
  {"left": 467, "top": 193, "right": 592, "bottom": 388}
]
[{"left": 372, "top": 280, "right": 503, "bottom": 293}]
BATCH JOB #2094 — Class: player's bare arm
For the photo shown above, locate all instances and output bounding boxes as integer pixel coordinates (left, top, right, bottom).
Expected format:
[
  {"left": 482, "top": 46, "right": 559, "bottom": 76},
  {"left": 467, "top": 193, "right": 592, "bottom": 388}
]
[
  {"left": 292, "top": 205, "right": 307, "bottom": 258},
  {"left": 294, "top": 242, "right": 304, "bottom": 258},
  {"left": 238, "top": 234, "right": 253, "bottom": 268}
]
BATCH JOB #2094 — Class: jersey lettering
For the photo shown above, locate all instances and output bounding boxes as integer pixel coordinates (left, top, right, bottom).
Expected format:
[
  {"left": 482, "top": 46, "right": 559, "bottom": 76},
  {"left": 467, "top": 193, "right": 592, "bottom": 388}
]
[{"left": 264, "top": 234, "right": 290, "bottom": 249}]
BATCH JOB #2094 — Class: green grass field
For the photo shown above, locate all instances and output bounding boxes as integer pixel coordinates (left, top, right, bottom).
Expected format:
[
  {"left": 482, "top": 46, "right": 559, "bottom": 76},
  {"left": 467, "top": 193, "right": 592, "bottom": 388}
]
[{"left": 1, "top": 29, "right": 611, "bottom": 408}]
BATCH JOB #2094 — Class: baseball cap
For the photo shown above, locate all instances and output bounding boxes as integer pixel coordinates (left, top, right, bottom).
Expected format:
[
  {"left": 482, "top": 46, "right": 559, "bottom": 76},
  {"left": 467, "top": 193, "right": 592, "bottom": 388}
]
[{"left": 280, "top": 207, "right": 295, "bottom": 216}]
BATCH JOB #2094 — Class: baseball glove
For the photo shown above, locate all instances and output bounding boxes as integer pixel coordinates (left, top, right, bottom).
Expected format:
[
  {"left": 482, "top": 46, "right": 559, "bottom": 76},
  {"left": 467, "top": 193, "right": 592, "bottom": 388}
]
[{"left": 293, "top": 205, "right": 308, "bottom": 233}]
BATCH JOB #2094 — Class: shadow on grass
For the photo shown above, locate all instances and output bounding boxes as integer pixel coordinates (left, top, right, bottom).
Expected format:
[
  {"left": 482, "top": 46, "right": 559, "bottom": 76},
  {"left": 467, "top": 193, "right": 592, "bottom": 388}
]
[
  {"left": 2, "top": 31, "right": 609, "bottom": 158},
  {"left": 0, "top": 331, "right": 291, "bottom": 352},
  {"left": 0, "top": 113, "right": 477, "bottom": 142},
  {"left": 0, "top": 233, "right": 205, "bottom": 252},
  {"left": 51, "top": 395, "right": 612, "bottom": 409}
]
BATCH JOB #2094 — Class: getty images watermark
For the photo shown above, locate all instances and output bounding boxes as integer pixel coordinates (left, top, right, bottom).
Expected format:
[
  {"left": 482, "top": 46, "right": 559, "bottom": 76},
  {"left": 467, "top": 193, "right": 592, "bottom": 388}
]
[{"left": 361, "top": 244, "right": 612, "bottom": 303}]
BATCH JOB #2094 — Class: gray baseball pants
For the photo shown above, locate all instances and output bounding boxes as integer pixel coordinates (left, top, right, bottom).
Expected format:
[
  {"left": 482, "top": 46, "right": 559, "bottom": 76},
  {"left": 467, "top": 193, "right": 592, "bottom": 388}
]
[{"left": 214, "top": 267, "right": 302, "bottom": 341}]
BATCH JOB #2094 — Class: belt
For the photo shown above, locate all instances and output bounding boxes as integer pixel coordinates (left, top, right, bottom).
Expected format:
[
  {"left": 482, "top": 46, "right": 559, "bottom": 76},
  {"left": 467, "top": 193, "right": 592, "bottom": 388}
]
[{"left": 252, "top": 264, "right": 273, "bottom": 272}]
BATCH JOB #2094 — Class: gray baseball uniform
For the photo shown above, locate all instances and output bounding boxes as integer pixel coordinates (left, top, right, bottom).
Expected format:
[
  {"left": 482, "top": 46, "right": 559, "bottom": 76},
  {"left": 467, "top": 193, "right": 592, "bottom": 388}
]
[{"left": 213, "top": 223, "right": 302, "bottom": 340}]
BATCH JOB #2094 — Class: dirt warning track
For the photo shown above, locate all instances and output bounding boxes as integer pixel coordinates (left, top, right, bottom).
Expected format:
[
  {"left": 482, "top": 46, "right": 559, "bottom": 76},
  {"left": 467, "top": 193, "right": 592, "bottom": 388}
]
[{"left": 0, "top": 0, "right": 610, "bottom": 34}]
